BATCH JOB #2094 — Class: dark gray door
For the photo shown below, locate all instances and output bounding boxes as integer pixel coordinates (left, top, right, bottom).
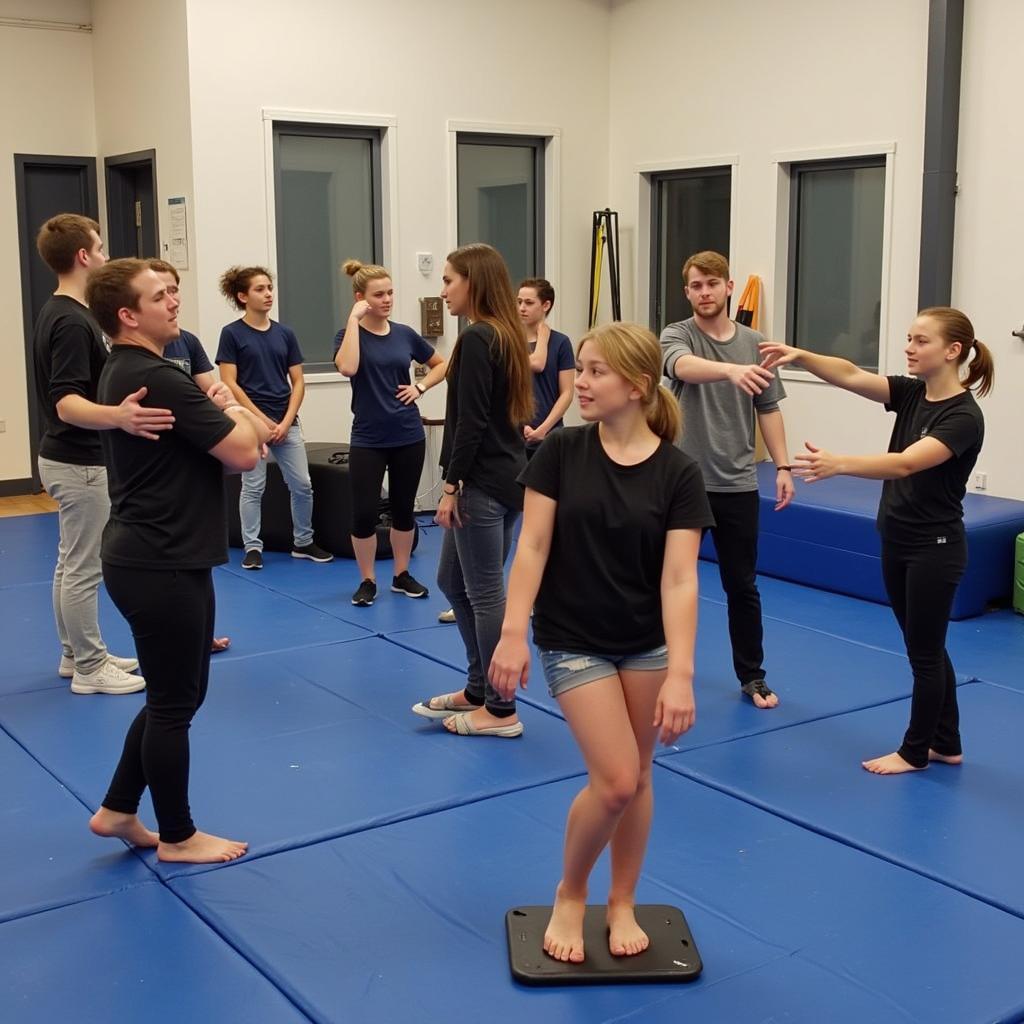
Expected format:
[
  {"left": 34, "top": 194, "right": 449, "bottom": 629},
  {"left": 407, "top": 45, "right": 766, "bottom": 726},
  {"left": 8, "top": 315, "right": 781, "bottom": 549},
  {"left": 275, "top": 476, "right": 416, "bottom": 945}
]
[
  {"left": 14, "top": 154, "right": 99, "bottom": 490},
  {"left": 105, "top": 150, "right": 157, "bottom": 258}
]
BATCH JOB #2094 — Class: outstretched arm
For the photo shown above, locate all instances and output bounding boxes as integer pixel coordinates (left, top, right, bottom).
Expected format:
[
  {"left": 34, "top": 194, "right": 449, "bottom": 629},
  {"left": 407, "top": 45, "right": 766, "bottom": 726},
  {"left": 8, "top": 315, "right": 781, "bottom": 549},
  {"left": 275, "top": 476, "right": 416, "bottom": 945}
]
[
  {"left": 793, "top": 436, "right": 955, "bottom": 483},
  {"left": 759, "top": 342, "right": 890, "bottom": 403}
]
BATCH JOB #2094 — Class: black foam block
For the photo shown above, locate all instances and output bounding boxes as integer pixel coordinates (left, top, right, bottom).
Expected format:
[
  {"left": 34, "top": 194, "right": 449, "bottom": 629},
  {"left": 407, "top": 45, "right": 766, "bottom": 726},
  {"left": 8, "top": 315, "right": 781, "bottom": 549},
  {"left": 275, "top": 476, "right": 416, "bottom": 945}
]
[{"left": 506, "top": 905, "right": 702, "bottom": 985}]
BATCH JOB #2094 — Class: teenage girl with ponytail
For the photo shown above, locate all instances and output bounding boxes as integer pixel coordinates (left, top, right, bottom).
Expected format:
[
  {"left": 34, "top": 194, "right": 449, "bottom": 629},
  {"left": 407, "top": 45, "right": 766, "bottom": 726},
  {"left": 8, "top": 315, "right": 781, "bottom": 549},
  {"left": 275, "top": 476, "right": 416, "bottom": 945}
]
[
  {"left": 760, "top": 308, "right": 994, "bottom": 776},
  {"left": 489, "top": 322, "right": 713, "bottom": 964}
]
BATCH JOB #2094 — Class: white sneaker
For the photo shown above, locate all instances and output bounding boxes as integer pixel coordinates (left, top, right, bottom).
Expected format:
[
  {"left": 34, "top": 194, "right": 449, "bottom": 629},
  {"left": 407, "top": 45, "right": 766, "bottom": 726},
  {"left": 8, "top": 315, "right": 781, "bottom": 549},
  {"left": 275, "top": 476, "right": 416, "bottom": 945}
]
[
  {"left": 70, "top": 660, "right": 146, "bottom": 695},
  {"left": 59, "top": 653, "right": 140, "bottom": 679}
]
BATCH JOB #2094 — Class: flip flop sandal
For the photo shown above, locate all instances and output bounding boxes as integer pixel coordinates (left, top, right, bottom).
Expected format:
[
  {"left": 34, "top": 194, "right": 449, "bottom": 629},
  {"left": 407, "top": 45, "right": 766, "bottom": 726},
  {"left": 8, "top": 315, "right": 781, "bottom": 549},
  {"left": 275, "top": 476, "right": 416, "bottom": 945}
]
[
  {"left": 411, "top": 693, "right": 479, "bottom": 720},
  {"left": 741, "top": 679, "right": 777, "bottom": 705},
  {"left": 444, "top": 713, "right": 524, "bottom": 738}
]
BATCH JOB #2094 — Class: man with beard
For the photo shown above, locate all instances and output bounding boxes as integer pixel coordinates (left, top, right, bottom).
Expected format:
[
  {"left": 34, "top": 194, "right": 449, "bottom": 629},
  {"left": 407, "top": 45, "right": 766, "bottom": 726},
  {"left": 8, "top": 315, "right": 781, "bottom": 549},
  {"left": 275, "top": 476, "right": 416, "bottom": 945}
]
[{"left": 660, "top": 251, "right": 794, "bottom": 709}]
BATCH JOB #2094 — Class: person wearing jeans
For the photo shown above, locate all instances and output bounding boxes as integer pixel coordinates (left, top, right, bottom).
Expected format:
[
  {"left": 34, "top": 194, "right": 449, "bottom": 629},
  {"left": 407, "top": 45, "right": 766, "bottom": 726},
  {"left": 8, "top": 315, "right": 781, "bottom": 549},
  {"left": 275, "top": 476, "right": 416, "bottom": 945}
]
[
  {"left": 215, "top": 264, "right": 332, "bottom": 569},
  {"left": 32, "top": 214, "right": 172, "bottom": 695},
  {"left": 759, "top": 306, "right": 993, "bottom": 775},
  {"left": 411, "top": 243, "right": 534, "bottom": 738}
]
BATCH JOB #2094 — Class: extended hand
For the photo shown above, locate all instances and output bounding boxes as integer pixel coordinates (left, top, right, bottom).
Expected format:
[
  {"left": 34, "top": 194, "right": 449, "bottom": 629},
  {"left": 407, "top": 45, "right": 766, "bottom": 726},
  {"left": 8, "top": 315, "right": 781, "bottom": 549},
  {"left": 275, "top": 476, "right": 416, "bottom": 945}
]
[
  {"left": 117, "top": 387, "right": 174, "bottom": 440},
  {"left": 758, "top": 342, "right": 800, "bottom": 370},
  {"left": 727, "top": 363, "right": 774, "bottom": 396},
  {"left": 792, "top": 441, "right": 841, "bottom": 482}
]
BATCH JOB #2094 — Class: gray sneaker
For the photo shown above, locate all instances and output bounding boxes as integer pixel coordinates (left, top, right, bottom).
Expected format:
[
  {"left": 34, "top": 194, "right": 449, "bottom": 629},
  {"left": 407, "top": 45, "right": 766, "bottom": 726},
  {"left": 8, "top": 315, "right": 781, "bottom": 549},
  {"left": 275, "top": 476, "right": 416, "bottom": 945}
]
[
  {"left": 59, "top": 653, "right": 139, "bottom": 679},
  {"left": 71, "top": 660, "right": 146, "bottom": 695}
]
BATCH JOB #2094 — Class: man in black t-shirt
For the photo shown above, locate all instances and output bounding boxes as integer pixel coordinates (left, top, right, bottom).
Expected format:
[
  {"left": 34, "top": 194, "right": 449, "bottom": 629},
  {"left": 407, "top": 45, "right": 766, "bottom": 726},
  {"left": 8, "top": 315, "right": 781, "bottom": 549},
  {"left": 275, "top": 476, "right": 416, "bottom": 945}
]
[
  {"left": 86, "top": 258, "right": 269, "bottom": 864},
  {"left": 32, "top": 215, "right": 174, "bottom": 696}
]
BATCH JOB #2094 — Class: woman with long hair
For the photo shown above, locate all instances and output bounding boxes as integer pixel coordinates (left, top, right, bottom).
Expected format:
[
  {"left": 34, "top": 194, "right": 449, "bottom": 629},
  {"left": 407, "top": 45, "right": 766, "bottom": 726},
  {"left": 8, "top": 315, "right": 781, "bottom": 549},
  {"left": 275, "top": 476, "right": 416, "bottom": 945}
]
[
  {"left": 490, "top": 321, "right": 711, "bottom": 961},
  {"left": 334, "top": 260, "right": 446, "bottom": 606},
  {"left": 411, "top": 243, "right": 533, "bottom": 737},
  {"left": 760, "top": 307, "right": 993, "bottom": 774}
]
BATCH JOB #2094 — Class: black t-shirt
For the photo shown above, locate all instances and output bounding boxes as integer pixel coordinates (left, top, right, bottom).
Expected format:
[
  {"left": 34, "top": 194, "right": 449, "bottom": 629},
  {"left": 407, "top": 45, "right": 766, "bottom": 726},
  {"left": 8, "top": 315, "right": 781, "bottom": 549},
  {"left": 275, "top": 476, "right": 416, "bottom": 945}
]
[
  {"left": 521, "top": 424, "right": 714, "bottom": 655},
  {"left": 33, "top": 295, "right": 109, "bottom": 465},
  {"left": 440, "top": 322, "right": 526, "bottom": 511},
  {"left": 877, "top": 375, "right": 984, "bottom": 545},
  {"left": 98, "top": 346, "right": 236, "bottom": 569}
]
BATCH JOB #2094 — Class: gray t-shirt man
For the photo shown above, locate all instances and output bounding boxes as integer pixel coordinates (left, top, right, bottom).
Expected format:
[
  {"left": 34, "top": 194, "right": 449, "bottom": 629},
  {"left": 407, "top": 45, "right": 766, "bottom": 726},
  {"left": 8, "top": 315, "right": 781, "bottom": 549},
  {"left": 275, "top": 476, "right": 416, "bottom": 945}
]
[{"left": 660, "top": 318, "right": 786, "bottom": 491}]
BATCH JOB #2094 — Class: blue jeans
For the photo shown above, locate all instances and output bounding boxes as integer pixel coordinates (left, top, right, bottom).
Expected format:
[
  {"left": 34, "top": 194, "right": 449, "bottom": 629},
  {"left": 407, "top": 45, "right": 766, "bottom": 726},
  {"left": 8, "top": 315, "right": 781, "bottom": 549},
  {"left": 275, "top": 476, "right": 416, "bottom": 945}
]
[
  {"left": 240, "top": 422, "right": 314, "bottom": 551},
  {"left": 436, "top": 485, "right": 520, "bottom": 714}
]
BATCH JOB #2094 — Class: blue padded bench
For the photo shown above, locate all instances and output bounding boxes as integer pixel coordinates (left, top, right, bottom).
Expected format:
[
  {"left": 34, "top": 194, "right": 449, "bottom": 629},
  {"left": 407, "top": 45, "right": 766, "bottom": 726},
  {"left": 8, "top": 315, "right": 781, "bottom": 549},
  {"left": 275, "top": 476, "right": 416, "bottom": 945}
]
[{"left": 698, "top": 463, "right": 1024, "bottom": 620}]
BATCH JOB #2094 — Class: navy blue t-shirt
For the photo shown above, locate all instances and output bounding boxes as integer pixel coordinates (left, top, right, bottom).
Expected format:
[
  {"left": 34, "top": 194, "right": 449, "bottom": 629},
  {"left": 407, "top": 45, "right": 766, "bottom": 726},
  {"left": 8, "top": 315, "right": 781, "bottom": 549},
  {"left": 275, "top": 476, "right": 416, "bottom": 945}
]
[
  {"left": 333, "top": 321, "right": 434, "bottom": 447},
  {"left": 164, "top": 329, "right": 213, "bottom": 378},
  {"left": 215, "top": 319, "right": 303, "bottom": 421},
  {"left": 528, "top": 329, "right": 574, "bottom": 438}
]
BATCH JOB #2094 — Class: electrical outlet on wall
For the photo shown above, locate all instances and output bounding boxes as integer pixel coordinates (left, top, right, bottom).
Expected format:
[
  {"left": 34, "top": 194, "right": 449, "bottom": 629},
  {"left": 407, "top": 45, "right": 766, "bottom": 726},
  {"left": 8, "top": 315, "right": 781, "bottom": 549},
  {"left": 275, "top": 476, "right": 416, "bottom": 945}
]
[{"left": 974, "top": 471, "right": 988, "bottom": 491}]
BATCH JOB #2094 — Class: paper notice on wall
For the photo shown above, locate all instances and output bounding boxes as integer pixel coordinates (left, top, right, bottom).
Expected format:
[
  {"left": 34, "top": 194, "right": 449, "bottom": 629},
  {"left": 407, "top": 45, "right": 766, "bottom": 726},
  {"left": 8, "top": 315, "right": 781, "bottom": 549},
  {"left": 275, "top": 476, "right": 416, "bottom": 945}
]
[{"left": 167, "top": 196, "right": 189, "bottom": 270}]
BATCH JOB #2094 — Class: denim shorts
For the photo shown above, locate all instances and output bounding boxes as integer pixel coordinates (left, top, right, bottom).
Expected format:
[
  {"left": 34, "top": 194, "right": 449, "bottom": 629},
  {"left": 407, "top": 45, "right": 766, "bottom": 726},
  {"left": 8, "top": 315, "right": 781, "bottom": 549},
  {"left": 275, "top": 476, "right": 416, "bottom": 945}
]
[{"left": 538, "top": 645, "right": 669, "bottom": 699}]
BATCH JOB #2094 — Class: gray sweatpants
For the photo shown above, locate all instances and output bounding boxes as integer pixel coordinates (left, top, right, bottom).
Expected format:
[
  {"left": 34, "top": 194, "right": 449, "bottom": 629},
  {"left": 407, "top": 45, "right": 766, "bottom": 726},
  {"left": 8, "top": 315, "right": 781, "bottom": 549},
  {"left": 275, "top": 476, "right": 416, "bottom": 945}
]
[{"left": 38, "top": 456, "right": 110, "bottom": 674}]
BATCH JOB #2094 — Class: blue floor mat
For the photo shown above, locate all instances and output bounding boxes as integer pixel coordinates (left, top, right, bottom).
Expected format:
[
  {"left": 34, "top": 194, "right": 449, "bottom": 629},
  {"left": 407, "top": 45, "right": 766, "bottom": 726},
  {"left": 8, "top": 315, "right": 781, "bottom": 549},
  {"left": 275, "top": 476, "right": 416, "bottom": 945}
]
[
  {"left": 658, "top": 680, "right": 1024, "bottom": 919},
  {"left": 0, "top": 637, "right": 584, "bottom": 879},
  {"left": 0, "top": 512, "right": 57, "bottom": 587},
  {"left": 171, "top": 772, "right": 1024, "bottom": 1024},
  {"left": 0, "top": 884, "right": 310, "bottom": 1023},
  {"left": 0, "top": 728, "right": 153, "bottom": 923},
  {"left": 384, "top": 600, "right": 958, "bottom": 755}
]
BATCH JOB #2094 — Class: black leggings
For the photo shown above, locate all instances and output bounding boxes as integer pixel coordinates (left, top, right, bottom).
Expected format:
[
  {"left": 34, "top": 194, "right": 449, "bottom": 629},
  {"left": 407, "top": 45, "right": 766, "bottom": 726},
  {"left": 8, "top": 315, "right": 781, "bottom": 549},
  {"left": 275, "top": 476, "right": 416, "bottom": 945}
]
[
  {"left": 100, "top": 563, "right": 214, "bottom": 844},
  {"left": 348, "top": 440, "right": 425, "bottom": 538},
  {"left": 881, "top": 536, "right": 967, "bottom": 768}
]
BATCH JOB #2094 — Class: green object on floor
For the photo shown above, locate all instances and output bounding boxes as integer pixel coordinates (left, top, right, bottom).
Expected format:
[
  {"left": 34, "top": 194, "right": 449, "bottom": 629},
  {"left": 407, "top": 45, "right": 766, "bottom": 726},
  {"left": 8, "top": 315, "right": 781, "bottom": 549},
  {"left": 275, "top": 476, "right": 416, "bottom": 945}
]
[{"left": 1015, "top": 533, "right": 1024, "bottom": 615}]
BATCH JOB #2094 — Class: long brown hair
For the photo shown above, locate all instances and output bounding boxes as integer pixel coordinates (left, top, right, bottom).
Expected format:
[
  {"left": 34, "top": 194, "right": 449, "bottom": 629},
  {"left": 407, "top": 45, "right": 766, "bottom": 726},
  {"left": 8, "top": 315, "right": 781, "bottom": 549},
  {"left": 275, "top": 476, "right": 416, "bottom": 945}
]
[
  {"left": 446, "top": 243, "right": 533, "bottom": 425},
  {"left": 577, "top": 322, "right": 682, "bottom": 443},
  {"left": 919, "top": 306, "right": 995, "bottom": 398}
]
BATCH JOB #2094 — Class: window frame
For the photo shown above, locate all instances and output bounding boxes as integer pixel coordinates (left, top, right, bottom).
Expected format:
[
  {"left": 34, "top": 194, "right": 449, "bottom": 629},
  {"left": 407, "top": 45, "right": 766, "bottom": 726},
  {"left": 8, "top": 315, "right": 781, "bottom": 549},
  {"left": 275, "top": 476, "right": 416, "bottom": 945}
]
[
  {"left": 454, "top": 130, "right": 546, "bottom": 281},
  {"left": 785, "top": 153, "right": 888, "bottom": 371},
  {"left": 768, "top": 143, "right": 896, "bottom": 383},
  {"left": 647, "top": 164, "right": 733, "bottom": 335},
  {"left": 262, "top": 109, "right": 397, "bottom": 380}
]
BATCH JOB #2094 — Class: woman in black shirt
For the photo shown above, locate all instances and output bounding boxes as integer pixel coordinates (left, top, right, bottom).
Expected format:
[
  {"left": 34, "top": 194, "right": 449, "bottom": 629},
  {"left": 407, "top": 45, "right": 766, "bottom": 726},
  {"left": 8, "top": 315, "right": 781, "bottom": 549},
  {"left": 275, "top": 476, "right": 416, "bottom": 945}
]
[
  {"left": 490, "top": 322, "right": 713, "bottom": 963},
  {"left": 411, "top": 244, "right": 534, "bottom": 736},
  {"left": 760, "top": 307, "right": 993, "bottom": 775}
]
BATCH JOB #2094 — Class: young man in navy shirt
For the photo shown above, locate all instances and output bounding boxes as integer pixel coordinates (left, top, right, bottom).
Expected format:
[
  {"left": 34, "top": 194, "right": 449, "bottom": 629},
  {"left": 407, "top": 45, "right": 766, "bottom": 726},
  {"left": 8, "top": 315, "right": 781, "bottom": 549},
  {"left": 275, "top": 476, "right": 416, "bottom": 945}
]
[{"left": 215, "top": 266, "right": 332, "bottom": 569}]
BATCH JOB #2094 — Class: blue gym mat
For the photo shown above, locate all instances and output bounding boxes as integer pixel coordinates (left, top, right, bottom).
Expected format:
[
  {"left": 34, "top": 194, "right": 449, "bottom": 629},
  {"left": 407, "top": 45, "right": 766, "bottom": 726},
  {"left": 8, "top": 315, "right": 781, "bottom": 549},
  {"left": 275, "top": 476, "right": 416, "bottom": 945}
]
[
  {"left": 170, "top": 771, "right": 1024, "bottom": 1024},
  {"left": 0, "top": 511, "right": 57, "bottom": 587},
  {"left": 384, "top": 599, "right": 961, "bottom": 755},
  {"left": 0, "top": 885, "right": 311, "bottom": 1023},
  {"left": 658, "top": 680, "right": 1024, "bottom": 919},
  {"left": 0, "top": 636, "right": 585, "bottom": 878},
  {"left": 0, "top": 728, "right": 153, "bottom": 923}
]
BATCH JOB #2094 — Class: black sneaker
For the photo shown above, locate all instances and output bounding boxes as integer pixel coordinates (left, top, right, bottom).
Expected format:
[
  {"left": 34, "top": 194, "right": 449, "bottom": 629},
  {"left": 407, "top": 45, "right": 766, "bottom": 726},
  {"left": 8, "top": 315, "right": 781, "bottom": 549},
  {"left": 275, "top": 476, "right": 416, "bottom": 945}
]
[
  {"left": 391, "top": 571, "right": 429, "bottom": 598},
  {"left": 241, "top": 549, "right": 263, "bottom": 570},
  {"left": 351, "top": 579, "right": 377, "bottom": 606},
  {"left": 292, "top": 542, "right": 334, "bottom": 563}
]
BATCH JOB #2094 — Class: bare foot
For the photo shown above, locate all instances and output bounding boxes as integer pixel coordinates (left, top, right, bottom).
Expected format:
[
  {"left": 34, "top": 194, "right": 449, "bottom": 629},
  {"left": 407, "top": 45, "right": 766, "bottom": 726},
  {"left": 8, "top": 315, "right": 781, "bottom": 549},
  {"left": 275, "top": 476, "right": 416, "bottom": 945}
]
[
  {"left": 862, "top": 752, "right": 925, "bottom": 775},
  {"left": 928, "top": 749, "right": 963, "bottom": 765},
  {"left": 442, "top": 707, "right": 520, "bottom": 733},
  {"left": 752, "top": 691, "right": 780, "bottom": 709},
  {"left": 543, "top": 883, "right": 586, "bottom": 963},
  {"left": 157, "top": 830, "right": 248, "bottom": 864},
  {"left": 607, "top": 901, "right": 650, "bottom": 957},
  {"left": 89, "top": 808, "right": 158, "bottom": 848}
]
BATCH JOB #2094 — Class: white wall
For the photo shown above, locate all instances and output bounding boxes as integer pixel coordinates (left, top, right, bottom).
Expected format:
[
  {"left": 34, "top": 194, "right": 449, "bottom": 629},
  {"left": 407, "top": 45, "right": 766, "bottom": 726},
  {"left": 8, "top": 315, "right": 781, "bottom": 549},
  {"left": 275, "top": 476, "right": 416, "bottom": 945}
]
[
  {"left": 91, "top": 0, "right": 197, "bottom": 333},
  {"left": 184, "top": 0, "right": 611, "bottom": 448},
  {"left": 952, "top": 0, "right": 1024, "bottom": 499},
  {"left": 0, "top": 2, "right": 96, "bottom": 483},
  {"left": 607, "top": 0, "right": 929, "bottom": 472}
]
